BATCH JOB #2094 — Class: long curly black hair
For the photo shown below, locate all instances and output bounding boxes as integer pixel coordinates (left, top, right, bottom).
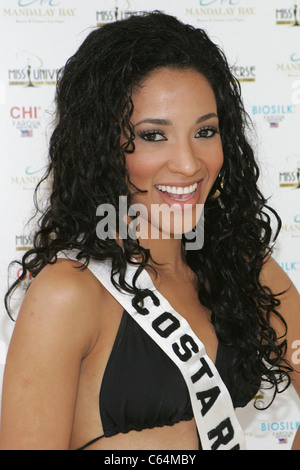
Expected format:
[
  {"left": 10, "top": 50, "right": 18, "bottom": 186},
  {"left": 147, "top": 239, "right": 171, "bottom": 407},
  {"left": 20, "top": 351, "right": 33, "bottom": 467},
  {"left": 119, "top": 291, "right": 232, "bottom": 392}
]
[{"left": 5, "top": 11, "right": 293, "bottom": 407}]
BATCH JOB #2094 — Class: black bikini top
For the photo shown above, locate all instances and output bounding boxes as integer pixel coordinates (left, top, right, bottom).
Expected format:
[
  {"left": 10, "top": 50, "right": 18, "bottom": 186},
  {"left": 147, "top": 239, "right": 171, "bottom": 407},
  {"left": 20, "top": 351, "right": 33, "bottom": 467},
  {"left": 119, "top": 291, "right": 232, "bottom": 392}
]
[{"left": 77, "top": 310, "right": 259, "bottom": 450}]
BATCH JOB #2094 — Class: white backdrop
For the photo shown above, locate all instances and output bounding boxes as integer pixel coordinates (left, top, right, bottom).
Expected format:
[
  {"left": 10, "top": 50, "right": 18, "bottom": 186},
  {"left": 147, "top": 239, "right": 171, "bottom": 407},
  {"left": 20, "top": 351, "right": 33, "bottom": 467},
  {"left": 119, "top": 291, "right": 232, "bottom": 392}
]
[{"left": 0, "top": 0, "right": 299, "bottom": 450}]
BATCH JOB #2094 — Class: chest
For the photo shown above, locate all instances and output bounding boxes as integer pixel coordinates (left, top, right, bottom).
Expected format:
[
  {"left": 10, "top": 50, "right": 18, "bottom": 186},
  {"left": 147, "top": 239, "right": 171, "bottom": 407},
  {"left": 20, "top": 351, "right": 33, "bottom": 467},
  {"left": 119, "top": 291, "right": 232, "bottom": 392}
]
[{"left": 151, "top": 275, "right": 219, "bottom": 364}]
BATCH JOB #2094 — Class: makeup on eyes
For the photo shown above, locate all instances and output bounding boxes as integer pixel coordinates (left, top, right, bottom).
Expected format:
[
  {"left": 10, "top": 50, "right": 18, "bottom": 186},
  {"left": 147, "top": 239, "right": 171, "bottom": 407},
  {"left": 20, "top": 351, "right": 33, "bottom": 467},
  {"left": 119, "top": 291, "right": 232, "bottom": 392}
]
[
  {"left": 137, "top": 125, "right": 219, "bottom": 142},
  {"left": 137, "top": 129, "right": 167, "bottom": 142},
  {"left": 135, "top": 112, "right": 219, "bottom": 142}
]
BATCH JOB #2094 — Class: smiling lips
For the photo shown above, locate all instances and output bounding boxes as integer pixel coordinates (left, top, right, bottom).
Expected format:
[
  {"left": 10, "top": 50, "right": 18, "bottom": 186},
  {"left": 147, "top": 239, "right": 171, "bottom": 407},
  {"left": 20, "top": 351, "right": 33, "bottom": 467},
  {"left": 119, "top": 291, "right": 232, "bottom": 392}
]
[{"left": 155, "top": 182, "right": 199, "bottom": 202}]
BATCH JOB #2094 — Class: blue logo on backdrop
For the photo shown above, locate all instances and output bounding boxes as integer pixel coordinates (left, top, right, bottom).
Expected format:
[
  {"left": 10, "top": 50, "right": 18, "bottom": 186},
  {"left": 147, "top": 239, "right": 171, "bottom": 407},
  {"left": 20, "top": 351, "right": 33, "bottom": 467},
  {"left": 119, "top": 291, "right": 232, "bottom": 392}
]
[
  {"left": 261, "top": 421, "right": 300, "bottom": 432},
  {"left": 18, "top": 0, "right": 61, "bottom": 6},
  {"left": 199, "top": 0, "right": 240, "bottom": 5},
  {"left": 291, "top": 53, "right": 300, "bottom": 62},
  {"left": 252, "top": 104, "right": 296, "bottom": 115},
  {"left": 252, "top": 104, "right": 296, "bottom": 127},
  {"left": 280, "top": 262, "right": 300, "bottom": 272}
]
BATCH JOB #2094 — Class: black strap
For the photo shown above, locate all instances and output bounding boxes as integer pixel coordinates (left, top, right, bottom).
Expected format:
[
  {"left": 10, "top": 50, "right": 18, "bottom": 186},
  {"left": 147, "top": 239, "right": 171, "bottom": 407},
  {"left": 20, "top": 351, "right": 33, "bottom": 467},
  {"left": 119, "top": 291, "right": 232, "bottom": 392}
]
[{"left": 76, "top": 434, "right": 105, "bottom": 451}]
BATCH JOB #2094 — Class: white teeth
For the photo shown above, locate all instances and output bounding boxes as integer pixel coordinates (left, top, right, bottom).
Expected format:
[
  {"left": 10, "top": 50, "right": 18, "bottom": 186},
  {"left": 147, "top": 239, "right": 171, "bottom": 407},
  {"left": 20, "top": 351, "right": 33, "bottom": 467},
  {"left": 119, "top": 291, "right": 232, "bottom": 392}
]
[{"left": 156, "top": 183, "right": 198, "bottom": 195}]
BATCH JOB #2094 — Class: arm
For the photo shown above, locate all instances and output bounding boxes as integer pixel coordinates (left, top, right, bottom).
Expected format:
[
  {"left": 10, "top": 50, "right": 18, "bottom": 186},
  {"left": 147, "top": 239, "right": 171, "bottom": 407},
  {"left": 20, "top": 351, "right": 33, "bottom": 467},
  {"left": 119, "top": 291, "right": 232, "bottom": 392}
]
[
  {"left": 260, "top": 256, "right": 300, "bottom": 450},
  {"left": 0, "top": 260, "right": 100, "bottom": 450},
  {"left": 292, "top": 427, "right": 300, "bottom": 451}
]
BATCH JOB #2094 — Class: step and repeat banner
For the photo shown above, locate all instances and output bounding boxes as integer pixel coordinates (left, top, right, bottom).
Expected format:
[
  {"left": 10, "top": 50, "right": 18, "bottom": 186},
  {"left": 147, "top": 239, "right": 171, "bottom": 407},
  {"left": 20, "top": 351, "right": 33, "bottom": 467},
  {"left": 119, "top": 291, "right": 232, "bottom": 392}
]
[{"left": 0, "top": 0, "right": 299, "bottom": 450}]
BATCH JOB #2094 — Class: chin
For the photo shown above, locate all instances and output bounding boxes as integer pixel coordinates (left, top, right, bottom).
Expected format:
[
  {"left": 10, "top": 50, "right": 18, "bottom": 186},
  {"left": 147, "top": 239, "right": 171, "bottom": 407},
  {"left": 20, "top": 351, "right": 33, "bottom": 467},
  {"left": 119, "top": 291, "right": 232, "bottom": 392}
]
[{"left": 148, "top": 203, "right": 204, "bottom": 240}]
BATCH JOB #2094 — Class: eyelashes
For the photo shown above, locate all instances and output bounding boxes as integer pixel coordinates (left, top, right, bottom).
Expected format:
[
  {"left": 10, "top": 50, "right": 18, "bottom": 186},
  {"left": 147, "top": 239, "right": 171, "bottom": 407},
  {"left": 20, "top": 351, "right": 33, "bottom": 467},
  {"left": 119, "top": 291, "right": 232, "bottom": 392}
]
[
  {"left": 137, "top": 129, "right": 167, "bottom": 142},
  {"left": 196, "top": 126, "right": 219, "bottom": 139},
  {"left": 137, "top": 126, "right": 219, "bottom": 142}
]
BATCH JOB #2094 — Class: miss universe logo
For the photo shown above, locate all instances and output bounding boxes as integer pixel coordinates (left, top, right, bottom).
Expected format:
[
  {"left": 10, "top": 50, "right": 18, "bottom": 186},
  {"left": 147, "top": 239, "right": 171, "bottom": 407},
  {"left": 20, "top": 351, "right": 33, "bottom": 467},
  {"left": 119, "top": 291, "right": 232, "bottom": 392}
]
[
  {"left": 8, "top": 52, "right": 59, "bottom": 87},
  {"left": 276, "top": 4, "right": 300, "bottom": 26}
]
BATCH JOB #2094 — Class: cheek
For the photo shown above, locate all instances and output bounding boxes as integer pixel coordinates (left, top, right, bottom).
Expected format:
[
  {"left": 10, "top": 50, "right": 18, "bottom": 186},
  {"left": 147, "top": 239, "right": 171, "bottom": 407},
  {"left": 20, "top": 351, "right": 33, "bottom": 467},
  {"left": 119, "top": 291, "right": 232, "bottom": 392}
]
[
  {"left": 209, "top": 144, "right": 224, "bottom": 176},
  {"left": 126, "top": 155, "right": 160, "bottom": 188}
]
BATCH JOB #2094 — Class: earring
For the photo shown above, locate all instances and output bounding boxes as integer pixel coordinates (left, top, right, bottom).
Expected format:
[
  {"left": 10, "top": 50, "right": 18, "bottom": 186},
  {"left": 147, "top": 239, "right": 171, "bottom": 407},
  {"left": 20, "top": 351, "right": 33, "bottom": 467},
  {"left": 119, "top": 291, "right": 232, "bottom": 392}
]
[
  {"left": 211, "top": 189, "right": 221, "bottom": 200},
  {"left": 210, "top": 176, "right": 224, "bottom": 200}
]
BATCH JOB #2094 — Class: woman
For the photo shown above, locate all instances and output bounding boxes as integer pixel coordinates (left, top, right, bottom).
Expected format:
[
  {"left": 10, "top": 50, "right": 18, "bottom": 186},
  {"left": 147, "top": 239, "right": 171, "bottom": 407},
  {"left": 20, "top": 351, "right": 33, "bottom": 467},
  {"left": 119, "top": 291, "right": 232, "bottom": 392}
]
[{"left": 0, "top": 12, "right": 299, "bottom": 450}]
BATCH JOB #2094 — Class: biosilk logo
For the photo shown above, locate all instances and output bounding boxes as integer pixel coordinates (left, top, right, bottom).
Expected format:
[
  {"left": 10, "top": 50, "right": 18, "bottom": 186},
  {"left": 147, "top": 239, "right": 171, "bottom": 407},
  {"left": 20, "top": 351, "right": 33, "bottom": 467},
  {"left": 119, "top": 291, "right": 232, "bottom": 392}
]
[
  {"left": 252, "top": 104, "right": 296, "bottom": 128},
  {"left": 261, "top": 421, "right": 300, "bottom": 432},
  {"left": 252, "top": 105, "right": 296, "bottom": 115}
]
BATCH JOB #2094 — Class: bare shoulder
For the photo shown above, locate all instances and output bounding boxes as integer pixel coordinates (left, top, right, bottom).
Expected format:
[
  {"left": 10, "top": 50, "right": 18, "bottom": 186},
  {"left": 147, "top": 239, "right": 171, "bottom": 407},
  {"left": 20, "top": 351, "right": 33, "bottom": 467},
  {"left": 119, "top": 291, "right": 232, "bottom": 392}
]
[
  {"left": 0, "top": 258, "right": 107, "bottom": 449},
  {"left": 260, "top": 255, "right": 300, "bottom": 322},
  {"left": 260, "top": 255, "right": 300, "bottom": 377},
  {"left": 14, "top": 258, "right": 106, "bottom": 357},
  {"left": 260, "top": 255, "right": 293, "bottom": 293},
  {"left": 31, "top": 257, "right": 104, "bottom": 300},
  {"left": 34, "top": 258, "right": 103, "bottom": 298}
]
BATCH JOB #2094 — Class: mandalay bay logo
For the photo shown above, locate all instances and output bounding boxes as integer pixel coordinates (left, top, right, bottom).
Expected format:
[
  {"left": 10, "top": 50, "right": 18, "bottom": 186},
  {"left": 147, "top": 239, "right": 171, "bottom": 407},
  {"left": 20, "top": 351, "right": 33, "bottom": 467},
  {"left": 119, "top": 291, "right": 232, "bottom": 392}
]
[
  {"left": 186, "top": 0, "right": 255, "bottom": 23},
  {"left": 3, "top": 0, "right": 76, "bottom": 23},
  {"left": 277, "top": 53, "right": 300, "bottom": 77}
]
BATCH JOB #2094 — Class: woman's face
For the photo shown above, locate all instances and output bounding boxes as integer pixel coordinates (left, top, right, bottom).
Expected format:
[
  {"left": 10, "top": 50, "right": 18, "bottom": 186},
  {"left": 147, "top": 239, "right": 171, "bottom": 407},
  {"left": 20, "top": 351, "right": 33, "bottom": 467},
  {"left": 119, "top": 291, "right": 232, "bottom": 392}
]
[{"left": 124, "top": 67, "right": 224, "bottom": 239}]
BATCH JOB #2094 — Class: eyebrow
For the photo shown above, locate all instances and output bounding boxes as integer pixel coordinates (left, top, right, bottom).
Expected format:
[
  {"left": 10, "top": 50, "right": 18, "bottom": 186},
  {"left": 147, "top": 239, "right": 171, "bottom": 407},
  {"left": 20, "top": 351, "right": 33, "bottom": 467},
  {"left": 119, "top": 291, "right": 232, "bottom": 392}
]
[
  {"left": 196, "top": 113, "right": 218, "bottom": 124},
  {"left": 134, "top": 113, "right": 218, "bottom": 127}
]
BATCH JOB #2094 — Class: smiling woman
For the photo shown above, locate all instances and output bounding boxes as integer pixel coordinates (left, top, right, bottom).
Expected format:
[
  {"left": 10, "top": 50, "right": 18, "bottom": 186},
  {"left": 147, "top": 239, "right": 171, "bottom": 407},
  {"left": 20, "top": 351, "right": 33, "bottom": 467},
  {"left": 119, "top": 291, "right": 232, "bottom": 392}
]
[
  {"left": 1, "top": 11, "right": 300, "bottom": 451},
  {"left": 124, "top": 68, "right": 222, "bottom": 243}
]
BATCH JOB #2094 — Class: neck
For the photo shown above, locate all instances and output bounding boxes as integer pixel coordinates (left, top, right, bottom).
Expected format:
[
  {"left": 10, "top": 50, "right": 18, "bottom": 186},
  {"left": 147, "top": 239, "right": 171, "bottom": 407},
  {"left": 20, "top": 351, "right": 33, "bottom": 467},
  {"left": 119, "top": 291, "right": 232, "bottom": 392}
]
[{"left": 138, "top": 236, "right": 187, "bottom": 275}]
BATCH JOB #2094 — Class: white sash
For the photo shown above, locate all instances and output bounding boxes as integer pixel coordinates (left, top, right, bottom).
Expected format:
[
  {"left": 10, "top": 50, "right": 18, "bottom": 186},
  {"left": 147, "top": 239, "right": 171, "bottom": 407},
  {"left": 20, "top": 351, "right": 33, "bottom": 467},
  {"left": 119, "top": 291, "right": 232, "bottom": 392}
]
[{"left": 57, "top": 250, "right": 246, "bottom": 450}]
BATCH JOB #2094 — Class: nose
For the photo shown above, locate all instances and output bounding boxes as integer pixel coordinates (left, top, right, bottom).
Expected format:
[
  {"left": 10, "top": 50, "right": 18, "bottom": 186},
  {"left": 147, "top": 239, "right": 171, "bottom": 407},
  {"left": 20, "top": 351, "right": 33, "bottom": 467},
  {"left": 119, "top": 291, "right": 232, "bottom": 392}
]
[{"left": 167, "top": 139, "right": 200, "bottom": 176}]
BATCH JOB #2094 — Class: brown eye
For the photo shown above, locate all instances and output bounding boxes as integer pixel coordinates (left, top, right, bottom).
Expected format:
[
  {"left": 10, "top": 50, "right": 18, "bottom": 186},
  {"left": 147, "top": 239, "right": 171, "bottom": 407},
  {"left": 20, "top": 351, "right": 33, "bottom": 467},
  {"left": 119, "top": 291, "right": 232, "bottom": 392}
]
[
  {"left": 138, "top": 130, "right": 167, "bottom": 142},
  {"left": 196, "top": 126, "right": 219, "bottom": 138}
]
